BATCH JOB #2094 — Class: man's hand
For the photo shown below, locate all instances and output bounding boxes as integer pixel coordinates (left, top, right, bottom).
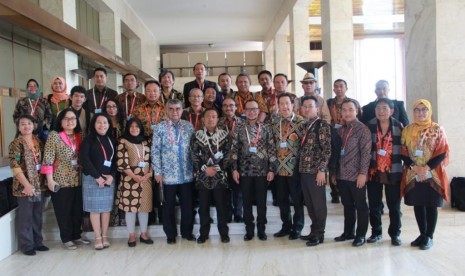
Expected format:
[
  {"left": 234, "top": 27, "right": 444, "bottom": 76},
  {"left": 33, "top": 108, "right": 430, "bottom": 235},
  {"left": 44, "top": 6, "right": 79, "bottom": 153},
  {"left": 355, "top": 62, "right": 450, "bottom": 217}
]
[{"left": 356, "top": 174, "right": 367, "bottom": 189}]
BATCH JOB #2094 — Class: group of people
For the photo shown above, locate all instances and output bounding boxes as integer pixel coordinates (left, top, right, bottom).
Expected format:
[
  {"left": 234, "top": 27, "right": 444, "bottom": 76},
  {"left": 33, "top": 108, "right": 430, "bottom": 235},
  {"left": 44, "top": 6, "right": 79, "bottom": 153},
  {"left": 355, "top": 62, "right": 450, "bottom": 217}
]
[{"left": 8, "top": 63, "right": 449, "bottom": 257}]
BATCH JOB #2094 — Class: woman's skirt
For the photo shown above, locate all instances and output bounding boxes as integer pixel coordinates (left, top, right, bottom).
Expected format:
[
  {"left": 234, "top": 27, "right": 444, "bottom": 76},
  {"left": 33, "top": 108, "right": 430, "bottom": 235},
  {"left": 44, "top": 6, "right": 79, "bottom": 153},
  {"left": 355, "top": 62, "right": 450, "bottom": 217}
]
[{"left": 83, "top": 174, "right": 115, "bottom": 212}]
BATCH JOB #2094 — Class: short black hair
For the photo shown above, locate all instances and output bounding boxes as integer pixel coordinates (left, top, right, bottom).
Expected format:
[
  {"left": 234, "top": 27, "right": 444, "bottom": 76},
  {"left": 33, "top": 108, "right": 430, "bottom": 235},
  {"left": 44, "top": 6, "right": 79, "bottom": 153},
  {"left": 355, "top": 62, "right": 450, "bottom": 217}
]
[
  {"left": 274, "top": 73, "right": 289, "bottom": 82},
  {"left": 218, "top": 72, "right": 231, "bottom": 82},
  {"left": 341, "top": 98, "right": 359, "bottom": 109},
  {"left": 70, "top": 85, "right": 87, "bottom": 97},
  {"left": 375, "top": 98, "right": 394, "bottom": 109},
  {"left": 258, "top": 70, "right": 272, "bottom": 79},
  {"left": 236, "top": 72, "right": 251, "bottom": 84},
  {"left": 334, "top": 79, "right": 348, "bottom": 88},
  {"left": 16, "top": 114, "right": 36, "bottom": 127},
  {"left": 123, "top": 72, "right": 137, "bottom": 82},
  {"left": 277, "top": 92, "right": 294, "bottom": 104},
  {"left": 144, "top": 80, "right": 161, "bottom": 89},
  {"left": 300, "top": 95, "right": 319, "bottom": 107},
  {"left": 54, "top": 107, "right": 82, "bottom": 133},
  {"left": 88, "top": 113, "right": 112, "bottom": 137},
  {"left": 93, "top": 67, "right": 107, "bottom": 76},
  {"left": 202, "top": 107, "right": 219, "bottom": 118},
  {"left": 193, "top": 62, "right": 207, "bottom": 71},
  {"left": 159, "top": 70, "right": 175, "bottom": 82}
]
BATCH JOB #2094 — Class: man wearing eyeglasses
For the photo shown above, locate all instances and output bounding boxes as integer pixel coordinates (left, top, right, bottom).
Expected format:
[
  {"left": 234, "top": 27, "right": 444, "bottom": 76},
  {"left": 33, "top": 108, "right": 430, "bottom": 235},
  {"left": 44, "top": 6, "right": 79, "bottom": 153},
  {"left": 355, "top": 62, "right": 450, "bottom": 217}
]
[
  {"left": 361, "top": 80, "right": 409, "bottom": 127},
  {"left": 229, "top": 100, "right": 277, "bottom": 241}
]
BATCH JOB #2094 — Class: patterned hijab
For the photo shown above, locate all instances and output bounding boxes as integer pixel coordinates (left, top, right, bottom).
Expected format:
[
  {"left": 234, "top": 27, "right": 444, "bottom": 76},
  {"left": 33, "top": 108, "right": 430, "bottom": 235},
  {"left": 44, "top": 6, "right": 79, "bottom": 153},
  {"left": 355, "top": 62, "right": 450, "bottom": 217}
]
[
  {"left": 403, "top": 99, "right": 438, "bottom": 143},
  {"left": 50, "top": 76, "right": 69, "bottom": 103}
]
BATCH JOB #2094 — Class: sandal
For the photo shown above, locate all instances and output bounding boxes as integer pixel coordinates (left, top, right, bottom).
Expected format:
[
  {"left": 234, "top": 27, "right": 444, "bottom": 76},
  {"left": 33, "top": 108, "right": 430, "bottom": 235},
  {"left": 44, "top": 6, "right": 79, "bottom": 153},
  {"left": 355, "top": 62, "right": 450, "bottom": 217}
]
[
  {"left": 94, "top": 237, "right": 104, "bottom": 250},
  {"left": 102, "top": 236, "right": 111, "bottom": 248}
]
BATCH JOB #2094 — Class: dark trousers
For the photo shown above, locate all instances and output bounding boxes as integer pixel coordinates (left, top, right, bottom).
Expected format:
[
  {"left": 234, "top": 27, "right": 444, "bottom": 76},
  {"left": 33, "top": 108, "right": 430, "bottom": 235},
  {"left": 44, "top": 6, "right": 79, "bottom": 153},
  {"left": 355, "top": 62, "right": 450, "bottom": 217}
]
[
  {"left": 301, "top": 173, "right": 327, "bottom": 237},
  {"left": 275, "top": 174, "right": 304, "bottom": 232},
  {"left": 50, "top": 186, "right": 83, "bottom": 243},
  {"left": 163, "top": 183, "right": 193, "bottom": 239},
  {"left": 199, "top": 188, "right": 229, "bottom": 237},
  {"left": 329, "top": 171, "right": 340, "bottom": 198},
  {"left": 17, "top": 195, "right": 45, "bottom": 252},
  {"left": 414, "top": 206, "right": 438, "bottom": 238},
  {"left": 367, "top": 181, "right": 402, "bottom": 237},
  {"left": 226, "top": 171, "right": 243, "bottom": 219},
  {"left": 241, "top": 176, "right": 268, "bottom": 234},
  {"left": 338, "top": 179, "right": 369, "bottom": 237}
]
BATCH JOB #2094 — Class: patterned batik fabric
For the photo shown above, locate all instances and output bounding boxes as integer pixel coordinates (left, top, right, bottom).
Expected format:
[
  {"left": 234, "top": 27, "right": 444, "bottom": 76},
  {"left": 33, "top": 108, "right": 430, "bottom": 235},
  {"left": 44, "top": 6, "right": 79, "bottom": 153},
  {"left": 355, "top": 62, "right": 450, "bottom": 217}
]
[
  {"left": 190, "top": 128, "right": 230, "bottom": 190},
  {"left": 133, "top": 101, "right": 166, "bottom": 138},
  {"left": 13, "top": 97, "right": 52, "bottom": 129},
  {"left": 298, "top": 118, "right": 332, "bottom": 174}
]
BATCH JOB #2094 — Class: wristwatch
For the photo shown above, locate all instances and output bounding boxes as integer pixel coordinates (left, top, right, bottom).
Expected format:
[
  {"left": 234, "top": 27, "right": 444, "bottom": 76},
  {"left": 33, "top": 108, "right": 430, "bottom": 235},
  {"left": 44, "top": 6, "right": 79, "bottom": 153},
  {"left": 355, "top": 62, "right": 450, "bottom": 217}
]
[{"left": 319, "top": 168, "right": 328, "bottom": 173}]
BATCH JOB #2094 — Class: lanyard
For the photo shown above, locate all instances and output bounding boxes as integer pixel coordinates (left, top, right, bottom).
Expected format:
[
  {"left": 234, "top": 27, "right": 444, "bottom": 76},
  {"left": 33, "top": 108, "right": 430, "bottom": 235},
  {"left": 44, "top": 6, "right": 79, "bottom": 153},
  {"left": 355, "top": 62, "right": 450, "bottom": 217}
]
[
  {"left": 28, "top": 98, "right": 40, "bottom": 116},
  {"left": 24, "top": 137, "right": 39, "bottom": 165},
  {"left": 238, "top": 93, "right": 249, "bottom": 113},
  {"left": 301, "top": 117, "right": 319, "bottom": 146},
  {"left": 279, "top": 113, "right": 295, "bottom": 142},
  {"left": 63, "top": 132, "right": 76, "bottom": 154},
  {"left": 167, "top": 121, "right": 182, "bottom": 145},
  {"left": 132, "top": 143, "right": 145, "bottom": 162},
  {"left": 125, "top": 93, "right": 137, "bottom": 118},
  {"left": 97, "top": 136, "right": 114, "bottom": 161},
  {"left": 146, "top": 106, "right": 161, "bottom": 125},
  {"left": 226, "top": 118, "right": 237, "bottom": 138},
  {"left": 245, "top": 123, "right": 261, "bottom": 146},
  {"left": 376, "top": 128, "right": 392, "bottom": 151},
  {"left": 189, "top": 112, "right": 200, "bottom": 129},
  {"left": 341, "top": 126, "right": 354, "bottom": 150},
  {"left": 93, "top": 88, "right": 106, "bottom": 109},
  {"left": 205, "top": 128, "right": 219, "bottom": 155}
]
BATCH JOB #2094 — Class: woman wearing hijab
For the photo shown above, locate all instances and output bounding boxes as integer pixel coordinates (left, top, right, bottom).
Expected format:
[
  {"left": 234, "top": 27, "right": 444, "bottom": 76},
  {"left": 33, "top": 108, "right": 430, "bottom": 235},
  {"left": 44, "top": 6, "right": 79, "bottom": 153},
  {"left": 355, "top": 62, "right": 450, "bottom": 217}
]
[
  {"left": 401, "top": 99, "right": 449, "bottom": 250},
  {"left": 13, "top": 79, "right": 52, "bottom": 142},
  {"left": 116, "top": 118, "right": 153, "bottom": 247},
  {"left": 80, "top": 113, "right": 117, "bottom": 250},
  {"left": 47, "top": 76, "right": 69, "bottom": 129}
]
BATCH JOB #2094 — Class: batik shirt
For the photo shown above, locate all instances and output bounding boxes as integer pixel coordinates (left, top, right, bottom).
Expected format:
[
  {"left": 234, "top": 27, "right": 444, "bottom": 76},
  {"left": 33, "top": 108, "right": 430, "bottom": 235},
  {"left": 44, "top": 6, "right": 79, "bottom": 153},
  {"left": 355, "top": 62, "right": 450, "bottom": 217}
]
[{"left": 133, "top": 101, "right": 166, "bottom": 138}]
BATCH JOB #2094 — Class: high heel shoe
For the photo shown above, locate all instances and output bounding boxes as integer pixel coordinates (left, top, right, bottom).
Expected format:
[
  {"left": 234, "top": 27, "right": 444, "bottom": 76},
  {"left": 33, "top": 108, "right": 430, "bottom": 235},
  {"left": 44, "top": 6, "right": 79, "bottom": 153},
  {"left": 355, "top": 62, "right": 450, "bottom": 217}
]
[
  {"left": 102, "top": 236, "right": 111, "bottom": 248},
  {"left": 94, "top": 237, "right": 104, "bottom": 250}
]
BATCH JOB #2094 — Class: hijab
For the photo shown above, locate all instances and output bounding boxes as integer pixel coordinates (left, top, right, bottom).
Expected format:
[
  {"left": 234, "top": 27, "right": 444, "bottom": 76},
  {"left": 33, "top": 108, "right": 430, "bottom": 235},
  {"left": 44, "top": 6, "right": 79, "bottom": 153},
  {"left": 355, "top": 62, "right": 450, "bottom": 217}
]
[
  {"left": 403, "top": 99, "right": 438, "bottom": 143},
  {"left": 123, "top": 118, "right": 146, "bottom": 144},
  {"left": 26, "top": 79, "right": 42, "bottom": 100},
  {"left": 50, "top": 76, "right": 69, "bottom": 104}
]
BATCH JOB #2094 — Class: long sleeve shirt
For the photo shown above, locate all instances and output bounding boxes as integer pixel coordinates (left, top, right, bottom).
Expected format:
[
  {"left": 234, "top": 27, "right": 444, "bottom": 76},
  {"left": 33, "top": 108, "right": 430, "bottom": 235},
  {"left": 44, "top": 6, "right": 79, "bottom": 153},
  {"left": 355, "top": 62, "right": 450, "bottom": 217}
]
[
  {"left": 80, "top": 134, "right": 117, "bottom": 179},
  {"left": 299, "top": 118, "right": 332, "bottom": 174},
  {"left": 336, "top": 120, "right": 371, "bottom": 182}
]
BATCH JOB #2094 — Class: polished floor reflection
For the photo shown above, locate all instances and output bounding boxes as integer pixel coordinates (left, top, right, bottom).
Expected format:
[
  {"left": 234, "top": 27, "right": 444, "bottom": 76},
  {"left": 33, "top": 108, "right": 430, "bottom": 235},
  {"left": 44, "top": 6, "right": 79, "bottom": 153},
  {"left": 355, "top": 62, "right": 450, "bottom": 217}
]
[{"left": 1, "top": 189, "right": 464, "bottom": 276}]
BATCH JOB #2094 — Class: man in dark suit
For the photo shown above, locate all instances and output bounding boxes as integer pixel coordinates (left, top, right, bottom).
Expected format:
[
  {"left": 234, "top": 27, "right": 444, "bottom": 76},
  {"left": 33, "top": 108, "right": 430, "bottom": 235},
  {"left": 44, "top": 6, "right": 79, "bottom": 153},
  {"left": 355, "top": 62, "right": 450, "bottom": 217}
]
[
  {"left": 182, "top": 62, "right": 218, "bottom": 108},
  {"left": 361, "top": 80, "right": 409, "bottom": 127}
]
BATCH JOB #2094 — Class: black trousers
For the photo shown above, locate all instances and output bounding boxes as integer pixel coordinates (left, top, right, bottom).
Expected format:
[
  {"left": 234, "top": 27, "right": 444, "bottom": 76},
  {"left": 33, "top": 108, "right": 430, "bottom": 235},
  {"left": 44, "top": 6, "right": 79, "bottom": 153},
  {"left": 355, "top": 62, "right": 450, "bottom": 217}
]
[
  {"left": 198, "top": 188, "right": 229, "bottom": 237},
  {"left": 275, "top": 174, "right": 304, "bottom": 232},
  {"left": 301, "top": 173, "right": 327, "bottom": 237},
  {"left": 367, "top": 181, "right": 402, "bottom": 237},
  {"left": 17, "top": 195, "right": 45, "bottom": 252},
  {"left": 329, "top": 171, "right": 340, "bottom": 198},
  {"left": 338, "top": 179, "right": 369, "bottom": 237},
  {"left": 50, "top": 186, "right": 83, "bottom": 243},
  {"left": 241, "top": 176, "right": 268, "bottom": 234},
  {"left": 414, "top": 206, "right": 438, "bottom": 238},
  {"left": 163, "top": 183, "right": 193, "bottom": 239},
  {"left": 226, "top": 171, "right": 243, "bottom": 219}
]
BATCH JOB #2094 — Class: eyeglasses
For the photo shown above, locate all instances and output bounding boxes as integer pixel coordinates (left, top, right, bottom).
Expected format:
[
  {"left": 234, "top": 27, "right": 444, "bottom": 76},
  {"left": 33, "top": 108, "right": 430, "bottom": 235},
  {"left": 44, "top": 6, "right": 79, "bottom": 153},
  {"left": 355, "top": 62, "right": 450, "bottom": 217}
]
[
  {"left": 190, "top": 96, "right": 203, "bottom": 99},
  {"left": 414, "top": 107, "right": 429, "bottom": 113},
  {"left": 223, "top": 104, "right": 235, "bottom": 108},
  {"left": 245, "top": 107, "right": 259, "bottom": 112},
  {"left": 301, "top": 105, "right": 316, "bottom": 109},
  {"left": 63, "top": 117, "right": 77, "bottom": 122},
  {"left": 106, "top": 105, "right": 117, "bottom": 109}
]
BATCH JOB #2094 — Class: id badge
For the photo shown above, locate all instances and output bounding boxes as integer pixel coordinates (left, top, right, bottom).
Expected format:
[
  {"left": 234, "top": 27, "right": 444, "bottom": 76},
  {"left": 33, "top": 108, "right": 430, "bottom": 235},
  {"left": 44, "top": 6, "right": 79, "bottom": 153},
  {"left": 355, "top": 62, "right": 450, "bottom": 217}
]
[
  {"left": 279, "top": 142, "right": 287, "bottom": 148},
  {"left": 94, "top": 108, "right": 102, "bottom": 114},
  {"left": 415, "top": 150, "right": 423, "bottom": 156},
  {"left": 249, "top": 147, "right": 257, "bottom": 153},
  {"left": 138, "top": 161, "right": 146, "bottom": 168},
  {"left": 36, "top": 164, "right": 41, "bottom": 171},
  {"left": 103, "top": 160, "right": 112, "bottom": 167},
  {"left": 377, "top": 149, "right": 387, "bottom": 156},
  {"left": 334, "top": 124, "right": 342, "bottom": 129},
  {"left": 340, "top": 149, "right": 345, "bottom": 156},
  {"left": 214, "top": 152, "right": 223, "bottom": 159},
  {"left": 127, "top": 116, "right": 131, "bottom": 121},
  {"left": 172, "top": 145, "right": 179, "bottom": 152},
  {"left": 425, "top": 171, "right": 432, "bottom": 179},
  {"left": 71, "top": 159, "right": 78, "bottom": 166}
]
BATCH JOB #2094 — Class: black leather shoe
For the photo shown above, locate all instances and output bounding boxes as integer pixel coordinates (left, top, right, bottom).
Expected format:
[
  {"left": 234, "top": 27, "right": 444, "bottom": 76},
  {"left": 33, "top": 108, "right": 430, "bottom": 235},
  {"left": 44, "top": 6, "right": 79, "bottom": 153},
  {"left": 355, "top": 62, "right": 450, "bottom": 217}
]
[
  {"left": 182, "top": 234, "right": 197, "bottom": 241},
  {"left": 331, "top": 196, "right": 340, "bottom": 203},
  {"left": 128, "top": 240, "right": 136, "bottom": 247},
  {"left": 391, "top": 236, "right": 402, "bottom": 246},
  {"left": 289, "top": 231, "right": 301, "bottom": 240},
  {"left": 234, "top": 216, "right": 244, "bottom": 223},
  {"left": 352, "top": 236, "right": 366, "bottom": 247},
  {"left": 258, "top": 232, "right": 267, "bottom": 241},
  {"left": 334, "top": 233, "right": 355, "bottom": 242},
  {"left": 300, "top": 233, "right": 312, "bottom": 241},
  {"left": 197, "top": 236, "right": 208, "bottom": 244},
  {"left": 35, "top": 245, "right": 49, "bottom": 251},
  {"left": 420, "top": 237, "right": 433, "bottom": 250},
  {"left": 273, "top": 229, "right": 290, "bottom": 237},
  {"left": 221, "top": 235, "right": 230, "bottom": 243},
  {"left": 367, "top": 234, "right": 382, "bottom": 243},
  {"left": 410, "top": 235, "right": 426, "bottom": 247},
  {"left": 23, "top": 250, "right": 36, "bottom": 256},
  {"left": 167, "top": 238, "right": 176, "bottom": 244},
  {"left": 243, "top": 233, "right": 254, "bottom": 241},
  {"left": 140, "top": 236, "right": 154, "bottom": 244}
]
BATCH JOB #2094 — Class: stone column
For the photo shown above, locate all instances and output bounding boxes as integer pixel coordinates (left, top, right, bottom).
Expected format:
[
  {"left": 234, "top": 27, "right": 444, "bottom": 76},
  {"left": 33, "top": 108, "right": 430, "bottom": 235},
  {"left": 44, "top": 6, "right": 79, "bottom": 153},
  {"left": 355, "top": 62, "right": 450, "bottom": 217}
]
[
  {"left": 274, "top": 18, "right": 290, "bottom": 77},
  {"left": 321, "top": 0, "right": 354, "bottom": 98},
  {"left": 289, "top": 0, "right": 311, "bottom": 95},
  {"left": 264, "top": 41, "right": 275, "bottom": 75},
  {"left": 405, "top": 0, "right": 465, "bottom": 176},
  {"left": 99, "top": 12, "right": 121, "bottom": 92}
]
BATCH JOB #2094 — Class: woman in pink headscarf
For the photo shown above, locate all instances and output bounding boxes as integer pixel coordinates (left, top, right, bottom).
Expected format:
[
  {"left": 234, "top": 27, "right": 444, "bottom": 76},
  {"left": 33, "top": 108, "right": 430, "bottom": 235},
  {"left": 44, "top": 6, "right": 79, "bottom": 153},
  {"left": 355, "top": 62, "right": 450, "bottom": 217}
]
[{"left": 47, "top": 76, "right": 69, "bottom": 130}]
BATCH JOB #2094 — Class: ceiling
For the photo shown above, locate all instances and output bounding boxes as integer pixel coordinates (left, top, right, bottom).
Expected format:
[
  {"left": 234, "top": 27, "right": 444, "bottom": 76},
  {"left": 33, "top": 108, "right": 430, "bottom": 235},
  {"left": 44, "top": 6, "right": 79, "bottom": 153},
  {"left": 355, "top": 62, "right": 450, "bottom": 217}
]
[{"left": 127, "top": 0, "right": 404, "bottom": 53}]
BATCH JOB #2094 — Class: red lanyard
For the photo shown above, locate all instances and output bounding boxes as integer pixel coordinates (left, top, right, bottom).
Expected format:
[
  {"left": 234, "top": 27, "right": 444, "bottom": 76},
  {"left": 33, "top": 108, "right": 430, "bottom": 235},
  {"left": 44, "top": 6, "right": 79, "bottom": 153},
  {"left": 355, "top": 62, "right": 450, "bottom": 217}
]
[
  {"left": 126, "top": 94, "right": 137, "bottom": 118},
  {"left": 189, "top": 113, "right": 199, "bottom": 129},
  {"left": 376, "top": 128, "right": 392, "bottom": 151},
  {"left": 93, "top": 89, "right": 106, "bottom": 109},
  {"left": 24, "top": 137, "right": 39, "bottom": 165},
  {"left": 97, "top": 136, "right": 114, "bottom": 161},
  {"left": 341, "top": 126, "right": 353, "bottom": 150},
  {"left": 227, "top": 119, "right": 237, "bottom": 138},
  {"left": 63, "top": 133, "right": 76, "bottom": 154},
  {"left": 29, "top": 99, "right": 40, "bottom": 116},
  {"left": 245, "top": 123, "right": 261, "bottom": 146},
  {"left": 301, "top": 118, "right": 319, "bottom": 146},
  {"left": 279, "top": 114, "right": 294, "bottom": 142},
  {"left": 146, "top": 106, "right": 160, "bottom": 125}
]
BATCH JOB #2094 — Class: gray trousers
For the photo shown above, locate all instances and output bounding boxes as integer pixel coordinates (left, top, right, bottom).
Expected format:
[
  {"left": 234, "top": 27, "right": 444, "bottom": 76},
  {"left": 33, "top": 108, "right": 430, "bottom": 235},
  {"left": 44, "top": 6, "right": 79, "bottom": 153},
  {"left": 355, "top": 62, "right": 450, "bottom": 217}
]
[
  {"left": 301, "top": 173, "right": 327, "bottom": 237},
  {"left": 17, "top": 195, "right": 45, "bottom": 252}
]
